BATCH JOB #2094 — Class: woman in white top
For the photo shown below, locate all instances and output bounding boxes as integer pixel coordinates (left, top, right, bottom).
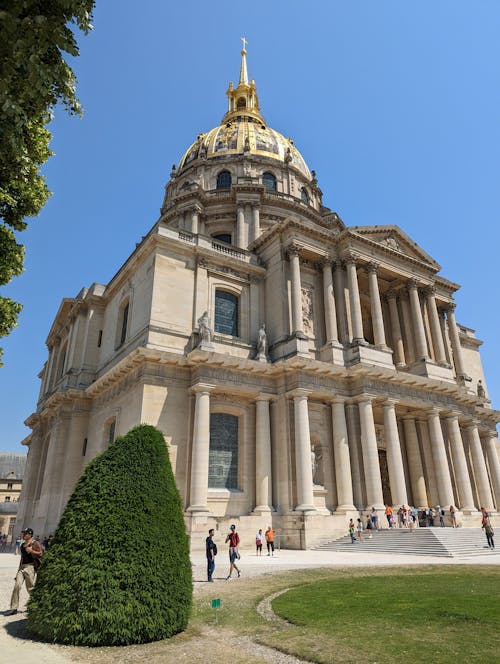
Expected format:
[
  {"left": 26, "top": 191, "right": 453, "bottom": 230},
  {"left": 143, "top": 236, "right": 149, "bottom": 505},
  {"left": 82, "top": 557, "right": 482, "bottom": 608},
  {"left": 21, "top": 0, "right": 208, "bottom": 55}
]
[
  {"left": 356, "top": 518, "right": 364, "bottom": 542},
  {"left": 255, "top": 529, "right": 264, "bottom": 556}
]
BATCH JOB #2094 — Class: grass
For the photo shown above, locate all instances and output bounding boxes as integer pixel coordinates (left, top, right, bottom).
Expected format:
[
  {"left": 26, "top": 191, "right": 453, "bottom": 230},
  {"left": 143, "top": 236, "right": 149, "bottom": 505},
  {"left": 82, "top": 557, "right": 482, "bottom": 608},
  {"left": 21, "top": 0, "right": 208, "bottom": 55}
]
[{"left": 261, "top": 566, "right": 500, "bottom": 663}]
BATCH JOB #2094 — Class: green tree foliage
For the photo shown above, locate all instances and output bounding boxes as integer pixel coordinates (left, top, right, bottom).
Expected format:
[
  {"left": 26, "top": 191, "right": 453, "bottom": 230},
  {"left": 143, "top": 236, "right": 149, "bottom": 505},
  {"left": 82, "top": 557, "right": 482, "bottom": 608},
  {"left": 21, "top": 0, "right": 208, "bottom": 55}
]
[
  {"left": 0, "top": 1, "right": 94, "bottom": 364},
  {"left": 27, "top": 425, "right": 193, "bottom": 646}
]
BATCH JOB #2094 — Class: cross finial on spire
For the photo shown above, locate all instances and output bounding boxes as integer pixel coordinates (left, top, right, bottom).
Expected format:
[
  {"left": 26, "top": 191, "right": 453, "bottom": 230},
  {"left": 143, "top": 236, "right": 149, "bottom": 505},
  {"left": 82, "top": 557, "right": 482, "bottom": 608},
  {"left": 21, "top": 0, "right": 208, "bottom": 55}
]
[
  {"left": 239, "top": 37, "right": 248, "bottom": 84},
  {"left": 241, "top": 36, "right": 247, "bottom": 52}
]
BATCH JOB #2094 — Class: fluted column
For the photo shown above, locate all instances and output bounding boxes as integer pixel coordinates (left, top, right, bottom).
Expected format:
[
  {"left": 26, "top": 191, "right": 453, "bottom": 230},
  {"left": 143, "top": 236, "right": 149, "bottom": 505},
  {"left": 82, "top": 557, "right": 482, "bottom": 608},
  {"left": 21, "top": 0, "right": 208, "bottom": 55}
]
[
  {"left": 293, "top": 390, "right": 315, "bottom": 511},
  {"left": 465, "top": 422, "right": 494, "bottom": 510},
  {"left": 345, "top": 402, "right": 364, "bottom": 507},
  {"left": 386, "top": 291, "right": 406, "bottom": 367},
  {"left": 402, "top": 416, "right": 428, "bottom": 507},
  {"left": 416, "top": 418, "right": 439, "bottom": 506},
  {"left": 427, "top": 409, "right": 455, "bottom": 506},
  {"left": 407, "top": 280, "right": 429, "bottom": 360},
  {"left": 425, "top": 286, "right": 447, "bottom": 364},
  {"left": 254, "top": 395, "right": 273, "bottom": 512},
  {"left": 190, "top": 205, "right": 201, "bottom": 235},
  {"left": 333, "top": 261, "right": 348, "bottom": 344},
  {"left": 288, "top": 245, "right": 304, "bottom": 336},
  {"left": 383, "top": 401, "right": 408, "bottom": 506},
  {"left": 331, "top": 399, "right": 355, "bottom": 510},
  {"left": 482, "top": 431, "right": 500, "bottom": 507},
  {"left": 236, "top": 203, "right": 245, "bottom": 248},
  {"left": 188, "top": 384, "right": 214, "bottom": 512},
  {"left": 345, "top": 254, "right": 365, "bottom": 344},
  {"left": 445, "top": 303, "right": 467, "bottom": 379},
  {"left": 322, "top": 258, "right": 339, "bottom": 344},
  {"left": 399, "top": 296, "right": 415, "bottom": 363},
  {"left": 445, "top": 414, "right": 475, "bottom": 510},
  {"left": 358, "top": 397, "right": 385, "bottom": 509},
  {"left": 251, "top": 203, "right": 260, "bottom": 243},
  {"left": 367, "top": 262, "right": 387, "bottom": 347}
]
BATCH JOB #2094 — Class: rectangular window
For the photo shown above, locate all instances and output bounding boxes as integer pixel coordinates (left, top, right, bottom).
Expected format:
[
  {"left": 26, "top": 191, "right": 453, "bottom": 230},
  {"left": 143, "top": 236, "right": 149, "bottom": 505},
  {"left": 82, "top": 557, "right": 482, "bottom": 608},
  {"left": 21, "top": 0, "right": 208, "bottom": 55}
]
[
  {"left": 97, "top": 330, "right": 103, "bottom": 347},
  {"left": 209, "top": 413, "right": 238, "bottom": 489},
  {"left": 214, "top": 291, "right": 238, "bottom": 336},
  {"left": 82, "top": 438, "right": 88, "bottom": 456},
  {"left": 5, "top": 497, "right": 10, "bottom": 502},
  {"left": 108, "top": 420, "right": 116, "bottom": 444},
  {"left": 119, "top": 304, "right": 129, "bottom": 346},
  {"left": 7, "top": 483, "right": 13, "bottom": 490}
]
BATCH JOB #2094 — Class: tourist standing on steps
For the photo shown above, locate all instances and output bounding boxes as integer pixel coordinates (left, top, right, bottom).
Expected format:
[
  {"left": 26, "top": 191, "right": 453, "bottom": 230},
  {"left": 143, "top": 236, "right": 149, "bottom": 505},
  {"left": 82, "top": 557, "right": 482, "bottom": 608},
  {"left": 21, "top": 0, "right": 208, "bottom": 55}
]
[
  {"left": 370, "top": 507, "right": 379, "bottom": 531},
  {"left": 265, "top": 526, "right": 278, "bottom": 556},
  {"left": 437, "top": 506, "right": 445, "bottom": 527},
  {"left": 356, "top": 518, "right": 364, "bottom": 542},
  {"left": 255, "top": 529, "right": 264, "bottom": 556},
  {"left": 365, "top": 515, "right": 373, "bottom": 538},
  {"left": 225, "top": 524, "right": 241, "bottom": 580},
  {"left": 449, "top": 506, "right": 457, "bottom": 528},
  {"left": 385, "top": 504, "right": 393, "bottom": 528},
  {"left": 482, "top": 518, "right": 495, "bottom": 550},
  {"left": 206, "top": 528, "right": 217, "bottom": 582},
  {"left": 6, "top": 528, "right": 43, "bottom": 615},
  {"left": 348, "top": 519, "right": 356, "bottom": 543}
]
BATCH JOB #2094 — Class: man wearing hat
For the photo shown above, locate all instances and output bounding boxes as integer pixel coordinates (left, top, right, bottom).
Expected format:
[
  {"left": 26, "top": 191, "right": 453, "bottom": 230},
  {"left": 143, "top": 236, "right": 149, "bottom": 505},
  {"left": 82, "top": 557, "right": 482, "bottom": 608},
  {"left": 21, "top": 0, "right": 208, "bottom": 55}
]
[
  {"left": 5, "top": 528, "right": 43, "bottom": 615},
  {"left": 224, "top": 524, "right": 241, "bottom": 580}
]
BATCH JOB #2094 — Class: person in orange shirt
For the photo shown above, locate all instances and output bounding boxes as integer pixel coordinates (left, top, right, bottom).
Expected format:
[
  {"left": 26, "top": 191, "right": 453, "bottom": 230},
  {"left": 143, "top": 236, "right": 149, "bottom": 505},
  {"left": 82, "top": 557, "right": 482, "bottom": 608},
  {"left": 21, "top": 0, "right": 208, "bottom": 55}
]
[
  {"left": 265, "top": 526, "right": 278, "bottom": 556},
  {"left": 385, "top": 504, "right": 393, "bottom": 529}
]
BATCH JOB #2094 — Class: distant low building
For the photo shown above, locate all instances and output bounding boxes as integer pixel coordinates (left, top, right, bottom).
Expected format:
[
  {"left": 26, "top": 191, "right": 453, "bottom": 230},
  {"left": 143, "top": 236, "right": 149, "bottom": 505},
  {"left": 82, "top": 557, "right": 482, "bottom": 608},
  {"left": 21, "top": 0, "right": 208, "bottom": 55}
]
[{"left": 0, "top": 453, "right": 26, "bottom": 541}]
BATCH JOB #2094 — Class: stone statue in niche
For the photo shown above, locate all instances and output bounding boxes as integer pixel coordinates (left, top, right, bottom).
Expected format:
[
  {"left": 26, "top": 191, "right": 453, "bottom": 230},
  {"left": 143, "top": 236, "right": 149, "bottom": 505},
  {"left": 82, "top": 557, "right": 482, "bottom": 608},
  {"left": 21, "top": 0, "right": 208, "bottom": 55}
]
[
  {"left": 301, "top": 287, "right": 314, "bottom": 336},
  {"left": 477, "top": 380, "right": 486, "bottom": 399},
  {"left": 197, "top": 311, "right": 214, "bottom": 349},
  {"left": 311, "top": 444, "right": 324, "bottom": 486},
  {"left": 256, "top": 323, "right": 268, "bottom": 362}
]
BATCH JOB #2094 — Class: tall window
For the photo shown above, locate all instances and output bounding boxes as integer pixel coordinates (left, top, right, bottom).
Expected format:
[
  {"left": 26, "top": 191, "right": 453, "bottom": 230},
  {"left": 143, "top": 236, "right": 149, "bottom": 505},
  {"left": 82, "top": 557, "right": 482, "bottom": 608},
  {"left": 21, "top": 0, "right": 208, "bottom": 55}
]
[
  {"left": 263, "top": 172, "right": 277, "bottom": 192},
  {"left": 213, "top": 233, "right": 232, "bottom": 245},
  {"left": 214, "top": 290, "right": 238, "bottom": 336},
  {"left": 301, "top": 187, "right": 310, "bottom": 204},
  {"left": 117, "top": 301, "right": 129, "bottom": 348},
  {"left": 216, "top": 170, "right": 232, "bottom": 190},
  {"left": 209, "top": 413, "right": 238, "bottom": 489},
  {"left": 56, "top": 342, "right": 67, "bottom": 380},
  {"left": 106, "top": 419, "right": 116, "bottom": 445}
]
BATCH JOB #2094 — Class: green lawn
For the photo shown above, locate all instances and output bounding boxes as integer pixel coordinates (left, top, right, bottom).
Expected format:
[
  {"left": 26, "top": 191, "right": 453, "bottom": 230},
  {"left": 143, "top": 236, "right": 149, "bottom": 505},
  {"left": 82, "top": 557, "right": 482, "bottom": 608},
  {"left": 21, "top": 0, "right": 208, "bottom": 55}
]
[{"left": 261, "top": 567, "right": 500, "bottom": 664}]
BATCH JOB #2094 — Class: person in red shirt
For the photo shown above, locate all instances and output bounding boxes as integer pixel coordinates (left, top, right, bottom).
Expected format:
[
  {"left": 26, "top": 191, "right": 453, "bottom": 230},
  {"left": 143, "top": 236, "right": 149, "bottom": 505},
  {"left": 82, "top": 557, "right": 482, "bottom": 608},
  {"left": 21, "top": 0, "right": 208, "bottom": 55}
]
[{"left": 225, "top": 524, "right": 241, "bottom": 580}]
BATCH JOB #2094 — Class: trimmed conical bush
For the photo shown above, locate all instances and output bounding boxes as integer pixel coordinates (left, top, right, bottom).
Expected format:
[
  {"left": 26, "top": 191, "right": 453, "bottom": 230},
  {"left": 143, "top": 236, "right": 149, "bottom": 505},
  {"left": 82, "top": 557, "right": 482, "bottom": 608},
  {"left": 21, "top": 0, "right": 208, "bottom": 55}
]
[{"left": 27, "top": 424, "right": 192, "bottom": 646}]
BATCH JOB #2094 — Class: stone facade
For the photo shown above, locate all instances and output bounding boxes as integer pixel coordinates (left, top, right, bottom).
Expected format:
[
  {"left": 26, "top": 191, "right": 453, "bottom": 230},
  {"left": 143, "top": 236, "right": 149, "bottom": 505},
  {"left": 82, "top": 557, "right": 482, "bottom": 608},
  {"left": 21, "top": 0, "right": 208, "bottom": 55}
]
[
  {"left": 0, "top": 453, "right": 26, "bottom": 541},
  {"left": 17, "top": 48, "right": 500, "bottom": 548}
]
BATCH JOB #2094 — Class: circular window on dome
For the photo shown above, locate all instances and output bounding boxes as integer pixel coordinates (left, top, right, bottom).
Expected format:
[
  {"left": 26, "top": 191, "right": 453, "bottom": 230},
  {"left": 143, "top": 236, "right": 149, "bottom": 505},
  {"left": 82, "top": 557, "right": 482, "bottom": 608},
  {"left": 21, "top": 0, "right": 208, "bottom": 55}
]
[{"left": 263, "top": 172, "right": 277, "bottom": 192}]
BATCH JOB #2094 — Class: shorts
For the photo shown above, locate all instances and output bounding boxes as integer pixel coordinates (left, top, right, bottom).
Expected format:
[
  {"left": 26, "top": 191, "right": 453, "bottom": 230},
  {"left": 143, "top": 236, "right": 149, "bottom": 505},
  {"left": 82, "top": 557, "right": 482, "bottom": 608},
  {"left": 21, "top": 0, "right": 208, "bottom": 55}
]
[{"left": 229, "top": 547, "right": 239, "bottom": 563}]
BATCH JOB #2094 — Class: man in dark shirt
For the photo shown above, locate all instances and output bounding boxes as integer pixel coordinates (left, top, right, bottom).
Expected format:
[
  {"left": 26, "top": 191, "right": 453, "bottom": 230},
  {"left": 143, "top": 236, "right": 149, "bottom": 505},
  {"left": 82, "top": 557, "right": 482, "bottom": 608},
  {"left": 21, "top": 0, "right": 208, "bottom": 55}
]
[
  {"left": 6, "top": 528, "right": 43, "bottom": 615},
  {"left": 206, "top": 529, "right": 217, "bottom": 582}
]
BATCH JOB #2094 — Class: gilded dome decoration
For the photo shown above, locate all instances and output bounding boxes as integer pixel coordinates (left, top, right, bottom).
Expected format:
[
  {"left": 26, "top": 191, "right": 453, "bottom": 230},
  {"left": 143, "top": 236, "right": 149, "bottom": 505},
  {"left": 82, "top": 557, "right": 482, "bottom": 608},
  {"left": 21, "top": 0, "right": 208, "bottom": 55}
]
[{"left": 177, "top": 43, "right": 311, "bottom": 179}]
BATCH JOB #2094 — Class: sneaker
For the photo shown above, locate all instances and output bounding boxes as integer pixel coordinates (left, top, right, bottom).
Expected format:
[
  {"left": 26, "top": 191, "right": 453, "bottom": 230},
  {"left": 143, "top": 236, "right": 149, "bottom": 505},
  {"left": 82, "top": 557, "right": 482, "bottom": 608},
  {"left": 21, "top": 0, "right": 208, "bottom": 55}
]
[
  {"left": 226, "top": 576, "right": 231, "bottom": 581},
  {"left": 5, "top": 609, "right": 17, "bottom": 616},
  {"left": 237, "top": 570, "right": 241, "bottom": 578}
]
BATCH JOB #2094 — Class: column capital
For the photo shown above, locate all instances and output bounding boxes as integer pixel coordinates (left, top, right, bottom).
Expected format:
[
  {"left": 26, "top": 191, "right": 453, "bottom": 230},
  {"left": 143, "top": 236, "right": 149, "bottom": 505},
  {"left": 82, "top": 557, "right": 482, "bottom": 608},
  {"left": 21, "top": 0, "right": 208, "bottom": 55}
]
[
  {"left": 190, "top": 383, "right": 215, "bottom": 395},
  {"left": 191, "top": 203, "right": 203, "bottom": 214},
  {"left": 382, "top": 398, "right": 399, "bottom": 409},
  {"left": 427, "top": 407, "right": 442, "bottom": 417},
  {"left": 442, "top": 301, "right": 457, "bottom": 313},
  {"left": 252, "top": 202, "right": 261, "bottom": 210},
  {"left": 406, "top": 278, "right": 421, "bottom": 290},
  {"left": 423, "top": 284, "right": 437, "bottom": 297},
  {"left": 444, "top": 410, "right": 462, "bottom": 422},
  {"left": 385, "top": 288, "right": 399, "bottom": 301},
  {"left": 319, "top": 254, "right": 335, "bottom": 268},
  {"left": 342, "top": 251, "right": 358, "bottom": 265},
  {"left": 287, "top": 388, "right": 312, "bottom": 400},
  {"left": 255, "top": 392, "right": 275, "bottom": 403},
  {"left": 366, "top": 261, "right": 380, "bottom": 273},
  {"left": 286, "top": 242, "right": 302, "bottom": 259},
  {"left": 327, "top": 396, "right": 347, "bottom": 406},
  {"left": 353, "top": 393, "right": 377, "bottom": 405}
]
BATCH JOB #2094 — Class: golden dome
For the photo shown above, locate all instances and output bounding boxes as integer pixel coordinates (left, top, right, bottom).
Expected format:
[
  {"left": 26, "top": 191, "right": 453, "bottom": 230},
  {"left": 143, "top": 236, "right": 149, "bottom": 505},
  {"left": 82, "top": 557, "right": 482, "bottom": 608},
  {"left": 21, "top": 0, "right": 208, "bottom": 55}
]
[{"left": 177, "top": 42, "right": 311, "bottom": 179}]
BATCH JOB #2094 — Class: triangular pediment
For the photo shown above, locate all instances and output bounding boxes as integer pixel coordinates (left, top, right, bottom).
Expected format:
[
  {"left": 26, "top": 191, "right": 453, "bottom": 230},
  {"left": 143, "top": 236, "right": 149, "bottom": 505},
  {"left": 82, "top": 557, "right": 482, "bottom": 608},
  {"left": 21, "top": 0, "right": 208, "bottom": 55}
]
[{"left": 348, "top": 225, "right": 440, "bottom": 270}]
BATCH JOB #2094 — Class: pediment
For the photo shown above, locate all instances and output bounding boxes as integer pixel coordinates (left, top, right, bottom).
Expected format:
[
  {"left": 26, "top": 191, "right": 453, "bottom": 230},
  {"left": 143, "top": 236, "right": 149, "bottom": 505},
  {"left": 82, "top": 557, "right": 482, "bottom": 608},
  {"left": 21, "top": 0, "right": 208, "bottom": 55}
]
[{"left": 348, "top": 225, "right": 440, "bottom": 270}]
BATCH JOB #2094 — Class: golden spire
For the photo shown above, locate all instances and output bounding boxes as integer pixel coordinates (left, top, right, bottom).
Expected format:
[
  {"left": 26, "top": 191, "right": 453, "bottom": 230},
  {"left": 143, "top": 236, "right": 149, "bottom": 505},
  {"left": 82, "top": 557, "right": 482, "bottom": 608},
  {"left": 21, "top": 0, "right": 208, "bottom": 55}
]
[
  {"left": 223, "top": 39, "right": 264, "bottom": 125},
  {"left": 239, "top": 37, "right": 248, "bottom": 84}
]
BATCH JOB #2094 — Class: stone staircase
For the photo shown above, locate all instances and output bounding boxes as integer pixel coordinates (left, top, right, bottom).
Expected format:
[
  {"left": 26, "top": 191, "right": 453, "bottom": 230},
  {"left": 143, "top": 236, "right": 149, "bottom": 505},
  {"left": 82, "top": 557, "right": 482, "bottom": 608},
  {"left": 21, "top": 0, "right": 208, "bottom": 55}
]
[{"left": 313, "top": 527, "right": 494, "bottom": 558}]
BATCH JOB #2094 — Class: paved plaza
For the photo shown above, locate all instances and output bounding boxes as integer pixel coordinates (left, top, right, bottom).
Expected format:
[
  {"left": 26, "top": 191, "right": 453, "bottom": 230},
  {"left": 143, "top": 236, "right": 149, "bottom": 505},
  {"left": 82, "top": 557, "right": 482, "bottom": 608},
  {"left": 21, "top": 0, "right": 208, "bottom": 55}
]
[{"left": 1, "top": 546, "right": 499, "bottom": 663}]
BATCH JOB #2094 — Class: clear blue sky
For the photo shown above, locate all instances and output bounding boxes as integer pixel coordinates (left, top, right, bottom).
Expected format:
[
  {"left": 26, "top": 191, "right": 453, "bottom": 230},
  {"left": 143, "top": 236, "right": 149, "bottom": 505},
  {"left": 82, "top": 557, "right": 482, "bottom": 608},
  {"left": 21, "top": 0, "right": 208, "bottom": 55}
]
[{"left": 2, "top": 1, "right": 500, "bottom": 452}]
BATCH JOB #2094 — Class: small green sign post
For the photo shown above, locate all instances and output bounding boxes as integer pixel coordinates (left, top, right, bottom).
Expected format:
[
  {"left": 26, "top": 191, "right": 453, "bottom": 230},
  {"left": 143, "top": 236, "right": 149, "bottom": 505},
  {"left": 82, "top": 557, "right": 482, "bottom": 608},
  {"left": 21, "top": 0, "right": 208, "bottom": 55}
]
[{"left": 211, "top": 598, "right": 221, "bottom": 624}]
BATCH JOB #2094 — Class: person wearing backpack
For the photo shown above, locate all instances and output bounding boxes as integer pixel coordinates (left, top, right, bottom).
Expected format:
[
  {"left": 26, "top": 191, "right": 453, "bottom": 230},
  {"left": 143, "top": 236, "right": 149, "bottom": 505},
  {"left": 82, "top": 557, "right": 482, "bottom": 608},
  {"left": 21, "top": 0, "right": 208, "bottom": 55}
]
[
  {"left": 206, "top": 528, "right": 217, "bottom": 582},
  {"left": 5, "top": 528, "right": 42, "bottom": 615}
]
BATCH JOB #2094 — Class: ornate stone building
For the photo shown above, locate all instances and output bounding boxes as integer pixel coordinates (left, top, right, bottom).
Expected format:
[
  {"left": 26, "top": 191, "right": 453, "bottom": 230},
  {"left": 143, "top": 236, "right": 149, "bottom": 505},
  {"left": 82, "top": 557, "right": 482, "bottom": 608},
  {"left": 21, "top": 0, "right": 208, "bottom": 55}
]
[
  {"left": 0, "top": 453, "right": 26, "bottom": 541},
  {"left": 18, "top": 47, "right": 500, "bottom": 547}
]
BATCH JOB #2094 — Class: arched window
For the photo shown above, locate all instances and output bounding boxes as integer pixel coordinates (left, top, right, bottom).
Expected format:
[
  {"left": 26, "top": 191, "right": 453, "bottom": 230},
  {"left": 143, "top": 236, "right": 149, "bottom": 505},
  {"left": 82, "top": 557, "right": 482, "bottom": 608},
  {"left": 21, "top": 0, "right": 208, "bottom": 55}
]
[
  {"left": 213, "top": 233, "right": 232, "bottom": 245},
  {"left": 214, "top": 290, "right": 239, "bottom": 337},
  {"left": 216, "top": 170, "right": 232, "bottom": 190},
  {"left": 236, "top": 97, "right": 246, "bottom": 110},
  {"left": 116, "top": 301, "right": 129, "bottom": 348},
  {"left": 263, "top": 172, "right": 277, "bottom": 192},
  {"left": 301, "top": 187, "right": 310, "bottom": 204},
  {"left": 209, "top": 413, "right": 238, "bottom": 489}
]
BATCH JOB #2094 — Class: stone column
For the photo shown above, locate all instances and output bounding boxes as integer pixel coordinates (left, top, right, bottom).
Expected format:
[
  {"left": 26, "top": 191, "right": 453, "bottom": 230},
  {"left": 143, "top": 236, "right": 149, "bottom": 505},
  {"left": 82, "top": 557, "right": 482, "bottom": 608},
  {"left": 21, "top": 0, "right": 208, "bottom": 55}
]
[
  {"left": 445, "top": 414, "right": 476, "bottom": 510},
  {"left": 445, "top": 304, "right": 467, "bottom": 379},
  {"left": 190, "top": 205, "right": 201, "bottom": 235},
  {"left": 416, "top": 417, "right": 439, "bottom": 506},
  {"left": 345, "top": 402, "right": 364, "bottom": 507},
  {"left": 407, "top": 280, "right": 429, "bottom": 360},
  {"left": 367, "top": 262, "right": 387, "bottom": 347},
  {"left": 60, "top": 406, "right": 89, "bottom": 512},
  {"left": 293, "top": 390, "right": 315, "bottom": 511},
  {"left": 345, "top": 254, "right": 365, "bottom": 344},
  {"left": 288, "top": 245, "right": 304, "bottom": 336},
  {"left": 425, "top": 286, "right": 447, "bottom": 364},
  {"left": 386, "top": 291, "right": 406, "bottom": 367},
  {"left": 399, "top": 296, "right": 415, "bottom": 363},
  {"left": 187, "top": 385, "right": 213, "bottom": 513},
  {"left": 465, "top": 422, "right": 494, "bottom": 511},
  {"left": 358, "top": 397, "right": 385, "bottom": 509},
  {"left": 333, "top": 261, "right": 348, "bottom": 344},
  {"left": 427, "top": 409, "right": 455, "bottom": 506},
  {"left": 330, "top": 399, "right": 355, "bottom": 510},
  {"left": 236, "top": 203, "right": 245, "bottom": 248},
  {"left": 251, "top": 204, "right": 260, "bottom": 243},
  {"left": 383, "top": 401, "right": 408, "bottom": 506},
  {"left": 322, "top": 258, "right": 339, "bottom": 345},
  {"left": 482, "top": 431, "right": 500, "bottom": 507},
  {"left": 402, "top": 416, "right": 428, "bottom": 507},
  {"left": 254, "top": 395, "right": 273, "bottom": 513}
]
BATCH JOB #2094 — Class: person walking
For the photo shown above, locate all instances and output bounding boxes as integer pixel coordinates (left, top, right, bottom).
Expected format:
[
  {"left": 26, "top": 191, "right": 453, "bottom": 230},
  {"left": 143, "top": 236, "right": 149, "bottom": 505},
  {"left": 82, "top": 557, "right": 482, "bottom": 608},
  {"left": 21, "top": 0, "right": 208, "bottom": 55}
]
[
  {"left": 482, "top": 519, "right": 495, "bottom": 550},
  {"left": 385, "top": 504, "right": 393, "bottom": 528},
  {"left": 366, "top": 515, "right": 373, "bottom": 538},
  {"left": 348, "top": 518, "right": 356, "bottom": 543},
  {"left": 265, "top": 526, "right": 277, "bottom": 556},
  {"left": 255, "top": 529, "right": 264, "bottom": 556},
  {"left": 206, "top": 528, "right": 217, "bottom": 582},
  {"left": 225, "top": 524, "right": 241, "bottom": 580},
  {"left": 356, "top": 518, "right": 364, "bottom": 542},
  {"left": 5, "top": 528, "right": 43, "bottom": 615}
]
